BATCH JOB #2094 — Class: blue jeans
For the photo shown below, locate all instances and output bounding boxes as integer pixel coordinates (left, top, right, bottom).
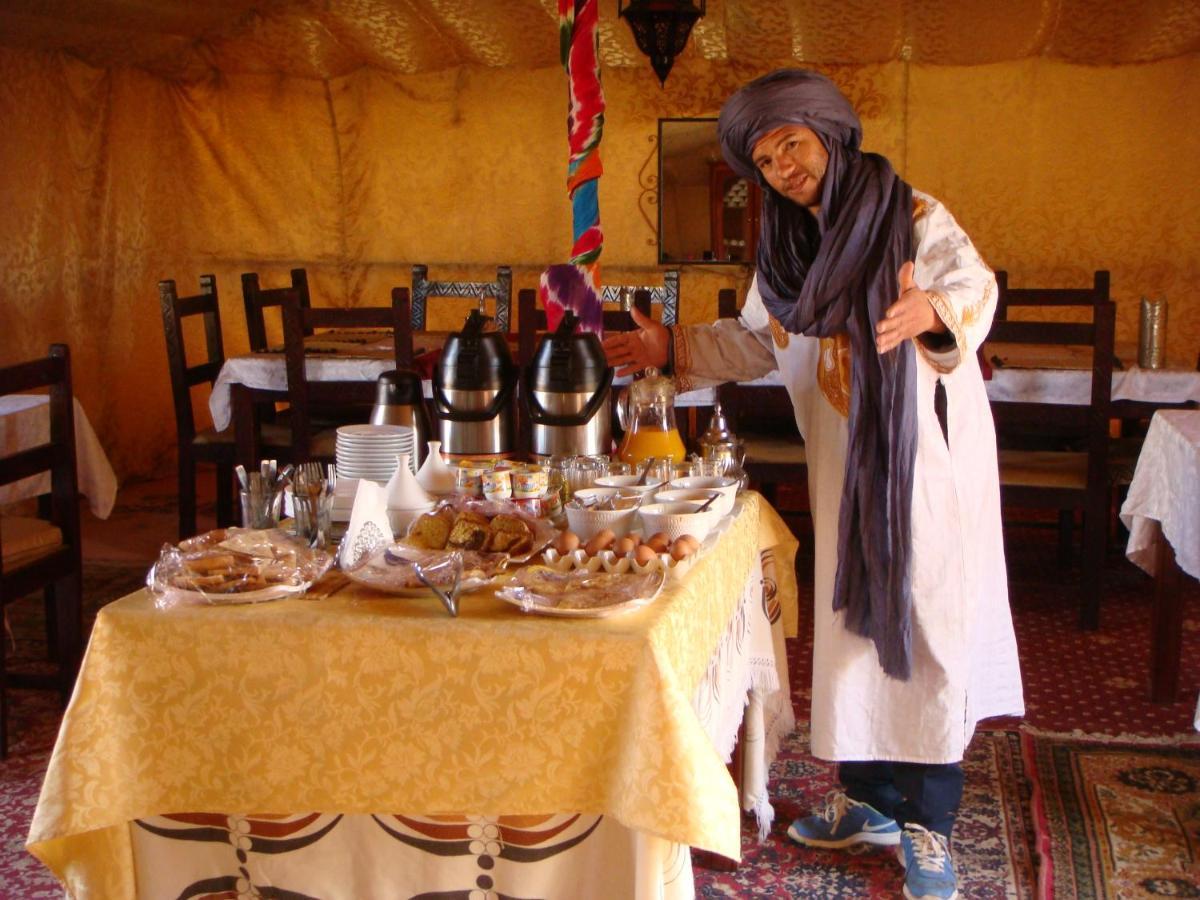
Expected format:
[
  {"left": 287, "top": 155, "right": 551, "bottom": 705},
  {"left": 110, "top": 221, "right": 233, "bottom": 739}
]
[{"left": 838, "top": 760, "right": 964, "bottom": 839}]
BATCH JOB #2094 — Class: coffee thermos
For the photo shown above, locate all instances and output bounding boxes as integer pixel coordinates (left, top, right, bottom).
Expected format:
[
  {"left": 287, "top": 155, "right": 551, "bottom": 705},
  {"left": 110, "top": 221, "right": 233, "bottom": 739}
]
[
  {"left": 524, "top": 311, "right": 613, "bottom": 459},
  {"left": 432, "top": 310, "right": 517, "bottom": 458},
  {"left": 369, "top": 369, "right": 432, "bottom": 466}
]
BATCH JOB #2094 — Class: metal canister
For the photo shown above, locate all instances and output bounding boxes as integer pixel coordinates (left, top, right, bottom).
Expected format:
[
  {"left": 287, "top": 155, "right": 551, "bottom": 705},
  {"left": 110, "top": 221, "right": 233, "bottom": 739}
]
[{"left": 1138, "top": 296, "right": 1168, "bottom": 369}]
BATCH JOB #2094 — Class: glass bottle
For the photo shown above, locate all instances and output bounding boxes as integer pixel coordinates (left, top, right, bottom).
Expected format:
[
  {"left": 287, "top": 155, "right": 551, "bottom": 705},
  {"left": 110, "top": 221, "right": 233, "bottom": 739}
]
[{"left": 617, "top": 368, "right": 686, "bottom": 465}]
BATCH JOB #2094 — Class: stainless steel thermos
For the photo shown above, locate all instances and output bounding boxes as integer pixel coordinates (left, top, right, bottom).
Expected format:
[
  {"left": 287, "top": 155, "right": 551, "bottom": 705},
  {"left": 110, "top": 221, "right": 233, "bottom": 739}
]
[
  {"left": 432, "top": 310, "right": 517, "bottom": 458},
  {"left": 524, "top": 311, "right": 613, "bottom": 459}
]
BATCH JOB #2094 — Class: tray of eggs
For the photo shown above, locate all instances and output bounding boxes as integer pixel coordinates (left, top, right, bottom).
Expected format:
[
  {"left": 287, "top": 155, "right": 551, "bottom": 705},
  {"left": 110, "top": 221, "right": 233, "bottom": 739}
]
[{"left": 541, "top": 528, "right": 703, "bottom": 580}]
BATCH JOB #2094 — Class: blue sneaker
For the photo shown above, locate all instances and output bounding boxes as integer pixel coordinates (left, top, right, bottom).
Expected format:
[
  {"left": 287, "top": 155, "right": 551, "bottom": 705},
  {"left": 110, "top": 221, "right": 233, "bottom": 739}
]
[
  {"left": 897, "top": 824, "right": 959, "bottom": 900},
  {"left": 786, "top": 791, "right": 901, "bottom": 848}
]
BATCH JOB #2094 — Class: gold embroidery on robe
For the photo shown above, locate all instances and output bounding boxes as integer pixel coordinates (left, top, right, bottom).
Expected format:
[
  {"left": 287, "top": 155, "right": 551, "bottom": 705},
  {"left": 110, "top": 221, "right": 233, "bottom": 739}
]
[
  {"left": 809, "top": 197, "right": 933, "bottom": 415},
  {"left": 671, "top": 326, "right": 695, "bottom": 393},
  {"left": 960, "top": 278, "right": 992, "bottom": 331},
  {"left": 768, "top": 315, "right": 790, "bottom": 349},
  {"left": 818, "top": 333, "right": 852, "bottom": 417}
]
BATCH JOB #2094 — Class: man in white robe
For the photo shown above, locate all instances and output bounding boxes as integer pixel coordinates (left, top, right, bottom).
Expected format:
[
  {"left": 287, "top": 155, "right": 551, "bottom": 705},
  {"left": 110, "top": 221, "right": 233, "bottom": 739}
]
[{"left": 603, "top": 70, "right": 1023, "bottom": 900}]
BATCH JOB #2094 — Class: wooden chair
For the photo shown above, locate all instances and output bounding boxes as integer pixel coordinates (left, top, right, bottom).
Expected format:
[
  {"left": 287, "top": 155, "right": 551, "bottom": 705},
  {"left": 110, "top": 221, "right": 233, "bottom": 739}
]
[
  {"left": 0, "top": 344, "right": 83, "bottom": 757},
  {"left": 279, "top": 288, "right": 413, "bottom": 462},
  {"left": 990, "top": 270, "right": 1115, "bottom": 629},
  {"left": 599, "top": 269, "right": 680, "bottom": 326},
  {"left": 242, "top": 268, "right": 313, "bottom": 353},
  {"left": 515, "top": 287, "right": 655, "bottom": 366},
  {"left": 411, "top": 265, "right": 512, "bottom": 333},
  {"left": 160, "top": 276, "right": 290, "bottom": 538}
]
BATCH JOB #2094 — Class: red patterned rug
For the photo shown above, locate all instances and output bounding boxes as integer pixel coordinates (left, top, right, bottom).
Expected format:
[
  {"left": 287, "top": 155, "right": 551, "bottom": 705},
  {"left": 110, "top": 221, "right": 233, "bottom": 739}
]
[
  {"left": 695, "top": 727, "right": 1038, "bottom": 898},
  {"left": 1023, "top": 731, "right": 1200, "bottom": 899}
]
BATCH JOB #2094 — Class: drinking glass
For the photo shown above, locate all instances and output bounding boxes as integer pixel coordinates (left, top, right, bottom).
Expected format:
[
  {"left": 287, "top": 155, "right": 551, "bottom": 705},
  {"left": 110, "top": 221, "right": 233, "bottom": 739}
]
[
  {"left": 240, "top": 488, "right": 283, "bottom": 529},
  {"left": 290, "top": 486, "right": 333, "bottom": 547}
]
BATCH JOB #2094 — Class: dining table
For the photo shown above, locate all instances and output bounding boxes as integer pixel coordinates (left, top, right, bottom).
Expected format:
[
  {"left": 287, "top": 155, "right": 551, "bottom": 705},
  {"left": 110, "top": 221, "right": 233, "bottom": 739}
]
[
  {"left": 0, "top": 394, "right": 117, "bottom": 518},
  {"left": 1119, "top": 409, "right": 1200, "bottom": 710},
  {"left": 208, "top": 334, "right": 1200, "bottom": 441},
  {"left": 27, "top": 492, "right": 799, "bottom": 899}
]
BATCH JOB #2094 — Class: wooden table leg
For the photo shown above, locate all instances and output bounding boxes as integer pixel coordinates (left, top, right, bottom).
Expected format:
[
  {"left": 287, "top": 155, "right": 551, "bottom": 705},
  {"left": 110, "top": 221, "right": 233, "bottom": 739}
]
[
  {"left": 1150, "top": 520, "right": 1184, "bottom": 702},
  {"left": 232, "top": 383, "right": 263, "bottom": 472}
]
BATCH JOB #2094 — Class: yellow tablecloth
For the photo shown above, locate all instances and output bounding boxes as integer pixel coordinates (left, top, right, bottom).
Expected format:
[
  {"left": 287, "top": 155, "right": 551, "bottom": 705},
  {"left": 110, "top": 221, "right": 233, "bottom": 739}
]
[{"left": 29, "top": 494, "right": 799, "bottom": 898}]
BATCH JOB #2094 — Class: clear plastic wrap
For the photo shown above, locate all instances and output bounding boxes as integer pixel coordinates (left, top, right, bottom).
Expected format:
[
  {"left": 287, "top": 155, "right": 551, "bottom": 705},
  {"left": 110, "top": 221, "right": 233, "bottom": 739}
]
[
  {"left": 147, "top": 528, "right": 333, "bottom": 608},
  {"left": 496, "top": 565, "right": 666, "bottom": 618}
]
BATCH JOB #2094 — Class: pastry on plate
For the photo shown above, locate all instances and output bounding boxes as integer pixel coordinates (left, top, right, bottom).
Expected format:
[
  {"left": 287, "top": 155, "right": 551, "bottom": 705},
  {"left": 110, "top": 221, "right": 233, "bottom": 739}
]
[{"left": 446, "top": 510, "right": 490, "bottom": 550}]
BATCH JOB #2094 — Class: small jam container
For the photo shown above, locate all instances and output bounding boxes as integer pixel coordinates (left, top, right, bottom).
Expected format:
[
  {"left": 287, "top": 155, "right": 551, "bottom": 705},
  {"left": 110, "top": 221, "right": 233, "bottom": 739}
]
[
  {"left": 512, "top": 466, "right": 548, "bottom": 499},
  {"left": 453, "top": 463, "right": 486, "bottom": 497},
  {"left": 538, "top": 490, "right": 562, "bottom": 518},
  {"left": 482, "top": 468, "right": 513, "bottom": 500}
]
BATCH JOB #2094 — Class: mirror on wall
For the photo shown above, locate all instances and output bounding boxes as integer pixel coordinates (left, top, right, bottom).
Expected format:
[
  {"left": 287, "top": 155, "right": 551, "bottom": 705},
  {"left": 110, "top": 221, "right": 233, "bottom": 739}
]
[{"left": 658, "top": 117, "right": 762, "bottom": 265}]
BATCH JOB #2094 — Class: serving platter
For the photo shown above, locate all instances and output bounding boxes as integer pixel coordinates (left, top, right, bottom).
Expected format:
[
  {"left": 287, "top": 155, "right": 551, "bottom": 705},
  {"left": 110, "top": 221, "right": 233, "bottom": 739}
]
[{"left": 495, "top": 565, "right": 666, "bottom": 618}]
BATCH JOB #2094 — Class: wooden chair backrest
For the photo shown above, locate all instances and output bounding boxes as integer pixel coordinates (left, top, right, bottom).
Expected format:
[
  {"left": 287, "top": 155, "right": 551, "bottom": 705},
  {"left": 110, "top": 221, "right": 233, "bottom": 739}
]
[
  {"left": 279, "top": 288, "right": 412, "bottom": 460},
  {"left": 412, "top": 265, "right": 513, "bottom": 333},
  {"left": 0, "top": 344, "right": 80, "bottom": 576},
  {"left": 242, "top": 268, "right": 313, "bottom": 353},
  {"left": 989, "top": 270, "right": 1115, "bottom": 484},
  {"left": 159, "top": 275, "right": 224, "bottom": 443},
  {"left": 516, "top": 288, "right": 654, "bottom": 366}
]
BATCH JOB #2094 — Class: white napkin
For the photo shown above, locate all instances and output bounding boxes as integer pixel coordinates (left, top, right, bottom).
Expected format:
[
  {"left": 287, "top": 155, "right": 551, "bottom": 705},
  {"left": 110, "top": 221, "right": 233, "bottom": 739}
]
[{"left": 339, "top": 479, "right": 394, "bottom": 569}]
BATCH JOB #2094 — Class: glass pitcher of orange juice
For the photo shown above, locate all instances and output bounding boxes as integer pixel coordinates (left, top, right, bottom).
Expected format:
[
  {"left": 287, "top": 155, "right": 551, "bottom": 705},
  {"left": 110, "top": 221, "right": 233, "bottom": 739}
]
[{"left": 617, "top": 367, "right": 686, "bottom": 466}]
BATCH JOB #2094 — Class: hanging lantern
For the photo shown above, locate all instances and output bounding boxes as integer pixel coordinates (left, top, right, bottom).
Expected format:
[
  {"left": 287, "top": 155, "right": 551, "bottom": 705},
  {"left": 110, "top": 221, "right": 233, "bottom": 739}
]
[{"left": 618, "top": 0, "right": 706, "bottom": 86}]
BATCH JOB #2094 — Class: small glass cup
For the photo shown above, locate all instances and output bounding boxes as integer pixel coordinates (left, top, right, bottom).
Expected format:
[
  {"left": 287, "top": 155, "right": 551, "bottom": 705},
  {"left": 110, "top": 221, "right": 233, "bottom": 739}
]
[
  {"left": 645, "top": 457, "right": 673, "bottom": 484},
  {"left": 240, "top": 488, "right": 283, "bottom": 529},
  {"left": 606, "top": 461, "right": 632, "bottom": 477}
]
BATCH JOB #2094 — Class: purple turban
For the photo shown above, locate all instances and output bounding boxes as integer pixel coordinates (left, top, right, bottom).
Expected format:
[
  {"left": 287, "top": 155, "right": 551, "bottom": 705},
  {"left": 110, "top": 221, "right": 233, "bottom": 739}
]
[{"left": 719, "top": 69, "right": 918, "bottom": 681}]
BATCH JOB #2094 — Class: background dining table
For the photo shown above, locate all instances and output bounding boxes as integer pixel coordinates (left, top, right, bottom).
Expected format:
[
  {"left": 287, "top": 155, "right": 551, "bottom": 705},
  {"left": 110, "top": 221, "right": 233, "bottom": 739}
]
[
  {"left": 208, "top": 335, "right": 1200, "bottom": 438},
  {"left": 1119, "top": 409, "right": 1200, "bottom": 711},
  {"left": 27, "top": 493, "right": 799, "bottom": 899},
  {"left": 0, "top": 393, "right": 117, "bottom": 518}
]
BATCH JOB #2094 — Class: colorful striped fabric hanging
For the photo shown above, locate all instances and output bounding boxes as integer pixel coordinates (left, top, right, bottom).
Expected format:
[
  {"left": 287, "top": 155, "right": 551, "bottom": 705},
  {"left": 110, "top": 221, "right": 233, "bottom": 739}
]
[{"left": 541, "top": 0, "right": 605, "bottom": 334}]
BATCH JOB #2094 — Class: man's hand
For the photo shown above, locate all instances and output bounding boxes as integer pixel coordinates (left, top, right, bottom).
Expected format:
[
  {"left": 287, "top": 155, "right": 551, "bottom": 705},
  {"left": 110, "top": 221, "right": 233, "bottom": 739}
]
[
  {"left": 601, "top": 306, "right": 670, "bottom": 376},
  {"left": 875, "top": 261, "right": 946, "bottom": 354}
]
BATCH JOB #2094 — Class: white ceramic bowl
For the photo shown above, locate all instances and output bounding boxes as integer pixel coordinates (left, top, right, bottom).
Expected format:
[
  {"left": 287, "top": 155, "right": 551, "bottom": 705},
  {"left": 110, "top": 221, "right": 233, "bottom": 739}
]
[
  {"left": 565, "top": 503, "right": 639, "bottom": 541},
  {"left": 653, "top": 487, "right": 733, "bottom": 518},
  {"left": 593, "top": 474, "right": 665, "bottom": 498},
  {"left": 637, "top": 500, "right": 721, "bottom": 544},
  {"left": 570, "top": 486, "right": 619, "bottom": 505},
  {"left": 668, "top": 476, "right": 738, "bottom": 511}
]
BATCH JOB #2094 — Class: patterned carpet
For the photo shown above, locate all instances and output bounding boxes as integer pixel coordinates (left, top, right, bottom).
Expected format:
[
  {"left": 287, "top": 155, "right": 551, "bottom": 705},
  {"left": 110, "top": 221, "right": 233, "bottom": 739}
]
[
  {"left": 1024, "top": 732, "right": 1200, "bottom": 899},
  {"left": 1, "top": 495, "right": 1198, "bottom": 897}
]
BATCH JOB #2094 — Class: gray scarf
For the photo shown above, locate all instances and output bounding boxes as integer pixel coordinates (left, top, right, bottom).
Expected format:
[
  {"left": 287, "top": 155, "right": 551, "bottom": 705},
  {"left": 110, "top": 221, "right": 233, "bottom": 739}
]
[{"left": 718, "top": 69, "right": 917, "bottom": 680}]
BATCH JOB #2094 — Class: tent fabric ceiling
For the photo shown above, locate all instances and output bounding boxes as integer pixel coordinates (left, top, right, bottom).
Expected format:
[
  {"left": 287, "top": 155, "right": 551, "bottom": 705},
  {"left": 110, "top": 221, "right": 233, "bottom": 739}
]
[{"left": 1, "top": 0, "right": 1197, "bottom": 80}]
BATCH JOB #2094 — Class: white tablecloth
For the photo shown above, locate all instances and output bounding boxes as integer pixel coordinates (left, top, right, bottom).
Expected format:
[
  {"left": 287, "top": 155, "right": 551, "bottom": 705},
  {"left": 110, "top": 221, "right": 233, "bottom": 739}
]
[
  {"left": 1120, "top": 410, "right": 1200, "bottom": 580},
  {"left": 985, "top": 364, "right": 1200, "bottom": 407},
  {"left": 0, "top": 394, "right": 117, "bottom": 518},
  {"left": 210, "top": 348, "right": 1200, "bottom": 434},
  {"left": 1119, "top": 410, "right": 1200, "bottom": 729}
]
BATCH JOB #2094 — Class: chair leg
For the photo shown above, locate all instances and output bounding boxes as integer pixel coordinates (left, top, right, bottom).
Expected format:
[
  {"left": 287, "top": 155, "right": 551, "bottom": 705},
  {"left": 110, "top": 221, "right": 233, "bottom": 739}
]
[
  {"left": 1057, "top": 510, "right": 1074, "bottom": 566},
  {"left": 50, "top": 569, "right": 83, "bottom": 701},
  {"left": 44, "top": 583, "right": 59, "bottom": 663},
  {"left": 1, "top": 618, "right": 7, "bottom": 759},
  {"left": 1079, "top": 501, "right": 1107, "bottom": 631},
  {"left": 179, "top": 453, "right": 198, "bottom": 539},
  {"left": 215, "top": 458, "right": 235, "bottom": 529}
]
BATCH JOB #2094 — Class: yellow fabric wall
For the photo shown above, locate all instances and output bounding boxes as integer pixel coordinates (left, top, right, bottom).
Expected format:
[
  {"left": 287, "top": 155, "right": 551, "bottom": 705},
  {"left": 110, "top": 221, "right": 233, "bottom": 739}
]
[{"left": 1, "top": 49, "right": 1196, "bottom": 480}]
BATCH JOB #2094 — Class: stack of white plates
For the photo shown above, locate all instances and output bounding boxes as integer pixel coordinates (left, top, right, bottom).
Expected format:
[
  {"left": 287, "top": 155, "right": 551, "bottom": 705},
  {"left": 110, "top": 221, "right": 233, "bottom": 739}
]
[{"left": 335, "top": 424, "right": 415, "bottom": 484}]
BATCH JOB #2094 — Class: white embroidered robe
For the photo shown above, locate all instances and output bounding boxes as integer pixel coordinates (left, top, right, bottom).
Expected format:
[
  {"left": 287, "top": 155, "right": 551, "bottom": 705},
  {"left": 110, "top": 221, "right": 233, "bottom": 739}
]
[{"left": 674, "top": 191, "right": 1024, "bottom": 763}]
